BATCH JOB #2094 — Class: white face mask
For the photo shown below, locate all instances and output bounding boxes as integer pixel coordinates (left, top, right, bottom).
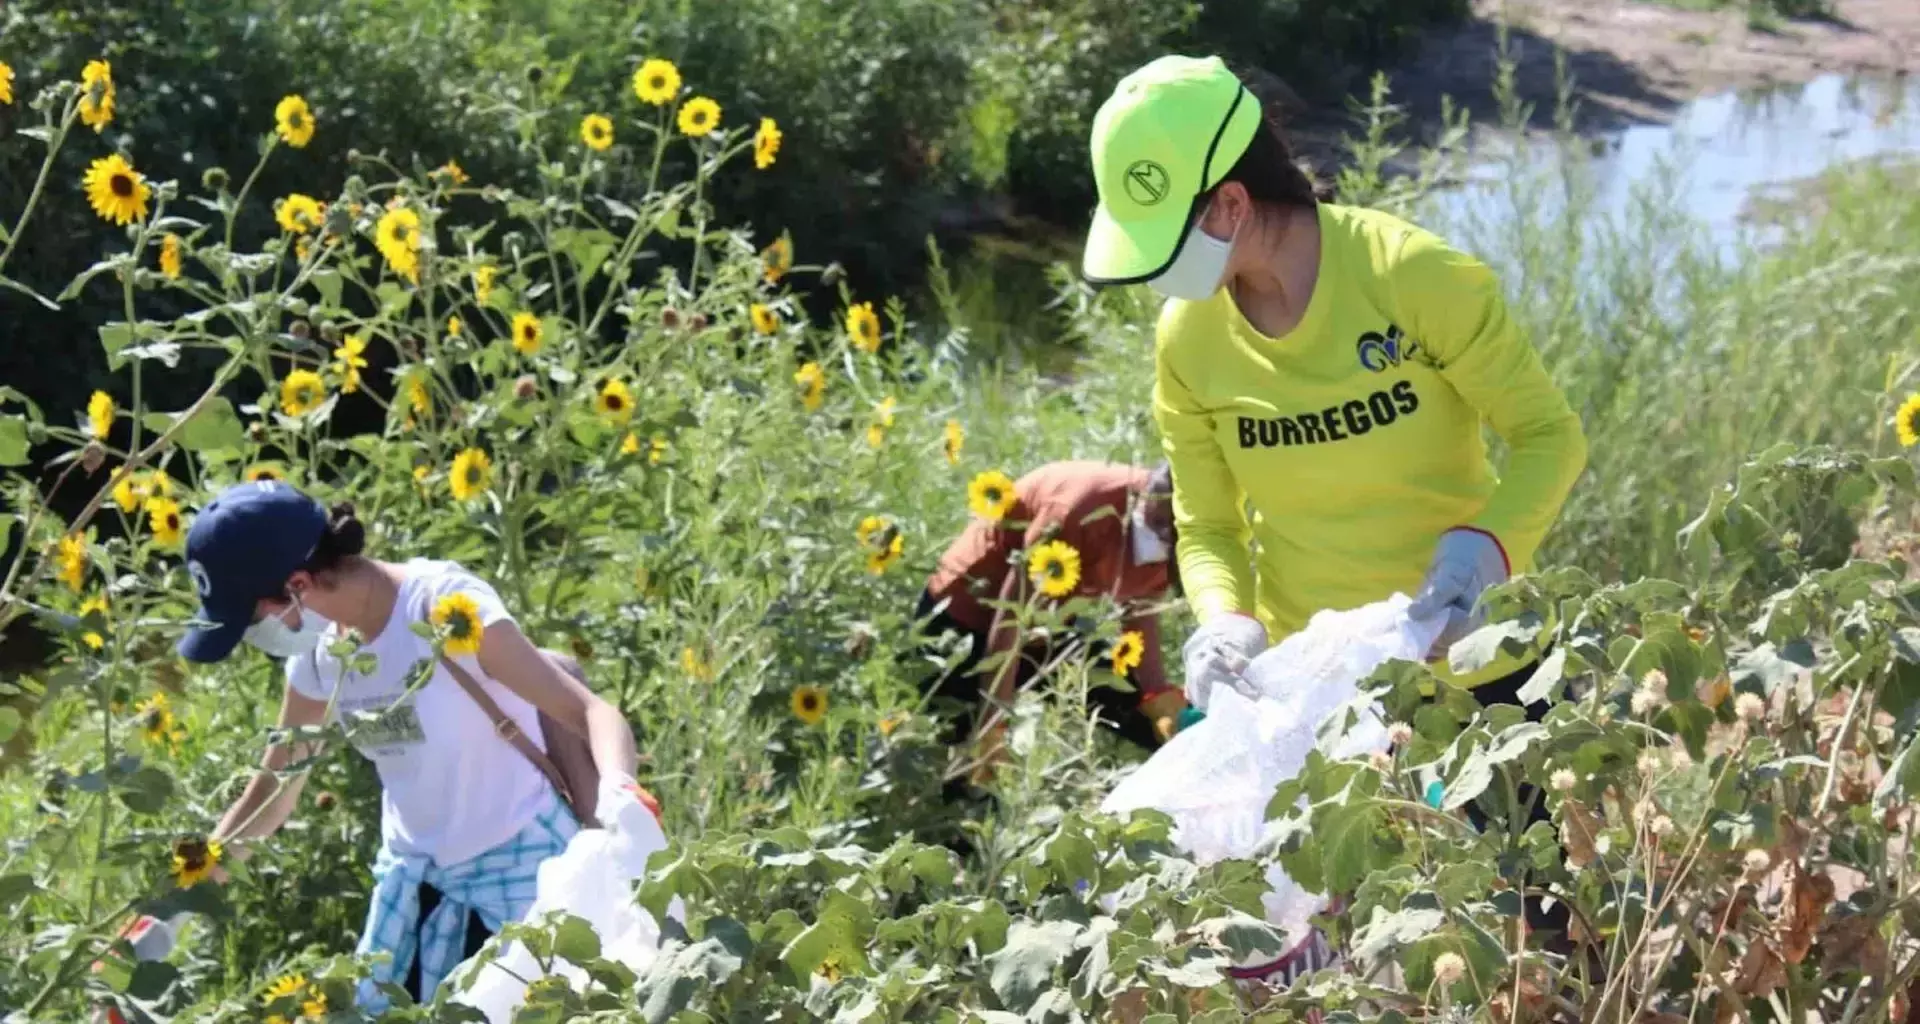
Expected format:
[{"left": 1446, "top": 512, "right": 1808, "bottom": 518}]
[
  {"left": 1147, "top": 205, "right": 1238, "bottom": 301},
  {"left": 244, "top": 596, "right": 333, "bottom": 658}
]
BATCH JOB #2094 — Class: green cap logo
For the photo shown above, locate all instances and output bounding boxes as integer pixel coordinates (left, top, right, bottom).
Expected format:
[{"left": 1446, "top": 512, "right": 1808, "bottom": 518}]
[
  {"left": 1124, "top": 160, "right": 1171, "bottom": 207},
  {"left": 1081, "top": 55, "right": 1261, "bottom": 286}
]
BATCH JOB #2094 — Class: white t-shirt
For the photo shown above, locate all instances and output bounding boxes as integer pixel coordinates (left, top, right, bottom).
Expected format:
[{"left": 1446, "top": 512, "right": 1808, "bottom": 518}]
[{"left": 288, "top": 558, "right": 553, "bottom": 866}]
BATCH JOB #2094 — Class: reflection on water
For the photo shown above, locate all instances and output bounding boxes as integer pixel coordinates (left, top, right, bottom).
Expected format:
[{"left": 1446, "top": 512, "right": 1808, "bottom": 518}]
[{"left": 1429, "top": 72, "right": 1920, "bottom": 252}]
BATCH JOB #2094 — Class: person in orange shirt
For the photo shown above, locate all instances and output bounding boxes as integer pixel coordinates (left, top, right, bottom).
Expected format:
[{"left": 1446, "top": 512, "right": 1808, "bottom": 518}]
[{"left": 915, "top": 460, "right": 1189, "bottom": 774}]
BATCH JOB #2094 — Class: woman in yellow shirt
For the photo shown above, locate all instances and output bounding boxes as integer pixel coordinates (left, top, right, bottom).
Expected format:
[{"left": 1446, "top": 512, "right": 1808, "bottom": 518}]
[{"left": 1081, "top": 55, "right": 1587, "bottom": 712}]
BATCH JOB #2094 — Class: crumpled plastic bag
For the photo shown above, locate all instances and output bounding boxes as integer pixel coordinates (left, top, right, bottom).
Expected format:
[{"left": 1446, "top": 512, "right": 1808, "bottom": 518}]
[
  {"left": 450, "top": 782, "right": 684, "bottom": 1022},
  {"left": 1101, "top": 594, "right": 1443, "bottom": 958}
]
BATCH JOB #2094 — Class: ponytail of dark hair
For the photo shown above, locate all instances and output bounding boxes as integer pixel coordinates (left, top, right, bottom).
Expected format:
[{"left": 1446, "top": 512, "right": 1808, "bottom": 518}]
[
  {"left": 1207, "top": 66, "right": 1326, "bottom": 209},
  {"left": 303, "top": 501, "right": 366, "bottom": 575}
]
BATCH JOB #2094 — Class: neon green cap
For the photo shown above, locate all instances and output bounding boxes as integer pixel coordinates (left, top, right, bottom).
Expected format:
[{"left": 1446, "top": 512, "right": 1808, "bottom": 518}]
[{"left": 1081, "top": 55, "right": 1261, "bottom": 285}]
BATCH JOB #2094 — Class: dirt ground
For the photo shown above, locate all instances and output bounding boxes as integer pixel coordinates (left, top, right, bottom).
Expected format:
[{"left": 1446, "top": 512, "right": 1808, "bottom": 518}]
[{"left": 1393, "top": 0, "right": 1919, "bottom": 132}]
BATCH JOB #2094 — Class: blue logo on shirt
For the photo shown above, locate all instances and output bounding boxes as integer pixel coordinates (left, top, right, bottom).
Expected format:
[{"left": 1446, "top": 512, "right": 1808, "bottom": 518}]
[{"left": 1357, "top": 325, "right": 1418, "bottom": 373}]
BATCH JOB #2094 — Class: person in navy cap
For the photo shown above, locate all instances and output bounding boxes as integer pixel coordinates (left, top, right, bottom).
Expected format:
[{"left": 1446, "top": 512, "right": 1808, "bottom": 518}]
[{"left": 184, "top": 481, "right": 647, "bottom": 1012}]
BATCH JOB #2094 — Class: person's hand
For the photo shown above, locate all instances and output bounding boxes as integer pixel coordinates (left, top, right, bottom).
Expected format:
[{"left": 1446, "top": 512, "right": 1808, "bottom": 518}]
[
  {"left": 1139, "top": 688, "right": 1189, "bottom": 744},
  {"left": 597, "top": 771, "right": 663, "bottom": 824},
  {"left": 1407, "top": 529, "right": 1510, "bottom": 659},
  {"left": 1181, "top": 614, "right": 1267, "bottom": 711}
]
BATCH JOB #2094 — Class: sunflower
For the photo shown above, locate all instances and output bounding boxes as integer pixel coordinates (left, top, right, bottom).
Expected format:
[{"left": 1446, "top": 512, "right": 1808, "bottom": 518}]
[
  {"left": 967, "top": 470, "right": 1016, "bottom": 522},
  {"left": 432, "top": 593, "right": 485, "bottom": 656},
  {"left": 87, "top": 390, "right": 114, "bottom": 439},
  {"left": 56, "top": 534, "right": 87, "bottom": 592},
  {"left": 632, "top": 58, "right": 681, "bottom": 106},
  {"left": 275, "top": 193, "right": 325, "bottom": 235},
  {"left": 750, "top": 303, "right": 778, "bottom": 335},
  {"left": 136, "top": 693, "right": 185, "bottom": 751},
  {"left": 264, "top": 974, "right": 306, "bottom": 1004},
  {"left": 790, "top": 686, "right": 828, "bottom": 726},
  {"left": 301, "top": 992, "right": 327, "bottom": 1020},
  {"left": 681, "top": 646, "right": 713, "bottom": 682},
  {"left": 147, "top": 497, "right": 185, "bottom": 548},
  {"left": 815, "top": 955, "right": 844, "bottom": 984},
  {"left": 111, "top": 472, "right": 168, "bottom": 513},
  {"left": 439, "top": 160, "right": 469, "bottom": 185},
  {"left": 677, "top": 96, "right": 721, "bottom": 137},
  {"left": 753, "top": 117, "right": 782, "bottom": 170},
  {"left": 1897, "top": 392, "right": 1920, "bottom": 448},
  {"left": 1028, "top": 540, "right": 1082, "bottom": 598},
  {"left": 1111, "top": 630, "right": 1145, "bottom": 678},
  {"left": 867, "top": 533, "right": 904, "bottom": 575},
  {"left": 877, "top": 712, "right": 907, "bottom": 738},
  {"left": 170, "top": 835, "right": 223, "bottom": 889},
  {"left": 446, "top": 316, "right": 462, "bottom": 338},
  {"left": 943, "top": 419, "right": 965, "bottom": 466},
  {"left": 511, "top": 312, "right": 543, "bottom": 355},
  {"left": 78, "top": 59, "right": 114, "bottom": 132},
  {"left": 82, "top": 154, "right": 150, "bottom": 226},
  {"left": 245, "top": 464, "right": 284, "bottom": 483},
  {"left": 856, "top": 515, "right": 904, "bottom": 575},
  {"left": 0, "top": 61, "right": 13, "bottom": 106},
  {"left": 78, "top": 594, "right": 109, "bottom": 650},
  {"left": 844, "top": 301, "right": 881, "bottom": 354},
  {"left": 280, "top": 369, "right": 327, "bottom": 417},
  {"left": 372, "top": 203, "right": 422, "bottom": 278},
  {"left": 450, "top": 447, "right": 492, "bottom": 502},
  {"left": 407, "top": 376, "right": 432, "bottom": 422},
  {"left": 375, "top": 207, "right": 423, "bottom": 283},
  {"left": 620, "top": 432, "right": 641, "bottom": 456},
  {"left": 794, "top": 363, "right": 825, "bottom": 412},
  {"left": 580, "top": 113, "right": 614, "bottom": 151},
  {"left": 762, "top": 236, "right": 792, "bottom": 284},
  {"left": 332, "top": 335, "right": 368, "bottom": 394},
  {"left": 274, "top": 94, "right": 315, "bottom": 148},
  {"left": 159, "top": 233, "right": 183, "bottom": 279},
  {"left": 649, "top": 436, "right": 669, "bottom": 466},
  {"left": 473, "top": 264, "right": 496, "bottom": 305},
  {"left": 595, "top": 378, "right": 635, "bottom": 425}
]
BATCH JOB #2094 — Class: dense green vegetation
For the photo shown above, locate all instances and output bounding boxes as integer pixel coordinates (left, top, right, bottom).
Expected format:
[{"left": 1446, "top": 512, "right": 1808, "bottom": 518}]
[
  {"left": 4, "top": 5, "right": 1920, "bottom": 1021},
  {"left": 0, "top": 0, "right": 1467, "bottom": 439}
]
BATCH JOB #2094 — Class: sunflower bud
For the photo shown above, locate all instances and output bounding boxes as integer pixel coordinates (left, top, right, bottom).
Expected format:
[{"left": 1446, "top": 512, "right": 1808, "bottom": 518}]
[
  {"left": 315, "top": 791, "right": 339, "bottom": 811},
  {"left": 318, "top": 321, "right": 340, "bottom": 344},
  {"left": 513, "top": 375, "right": 539, "bottom": 400},
  {"left": 689, "top": 312, "right": 709, "bottom": 331},
  {"left": 569, "top": 636, "right": 594, "bottom": 661},
  {"left": 820, "top": 262, "right": 845, "bottom": 286},
  {"left": 201, "top": 166, "right": 229, "bottom": 191},
  {"left": 248, "top": 423, "right": 268, "bottom": 442},
  {"left": 290, "top": 319, "right": 311, "bottom": 340},
  {"left": 660, "top": 308, "right": 681, "bottom": 329},
  {"left": 526, "top": 65, "right": 545, "bottom": 85},
  {"left": 346, "top": 148, "right": 362, "bottom": 163},
  {"left": 80, "top": 442, "right": 106, "bottom": 474}
]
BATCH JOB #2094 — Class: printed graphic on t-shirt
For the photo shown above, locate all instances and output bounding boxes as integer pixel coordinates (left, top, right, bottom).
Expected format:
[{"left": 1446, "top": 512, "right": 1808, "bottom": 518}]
[{"left": 339, "top": 690, "right": 426, "bottom": 758}]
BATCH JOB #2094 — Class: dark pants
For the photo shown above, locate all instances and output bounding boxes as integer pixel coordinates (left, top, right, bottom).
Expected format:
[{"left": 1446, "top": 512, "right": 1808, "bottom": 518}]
[
  {"left": 1449, "top": 658, "right": 1571, "bottom": 944},
  {"left": 911, "top": 590, "right": 1162, "bottom": 753}
]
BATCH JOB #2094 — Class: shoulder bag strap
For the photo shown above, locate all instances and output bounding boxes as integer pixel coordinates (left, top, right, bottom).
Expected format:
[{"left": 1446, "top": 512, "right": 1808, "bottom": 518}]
[{"left": 439, "top": 655, "right": 577, "bottom": 807}]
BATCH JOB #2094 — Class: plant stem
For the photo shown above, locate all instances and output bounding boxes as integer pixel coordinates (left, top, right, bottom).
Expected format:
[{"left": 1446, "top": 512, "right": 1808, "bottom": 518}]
[
  {"left": 0, "top": 99, "right": 77, "bottom": 280},
  {"left": 224, "top": 139, "right": 278, "bottom": 259}
]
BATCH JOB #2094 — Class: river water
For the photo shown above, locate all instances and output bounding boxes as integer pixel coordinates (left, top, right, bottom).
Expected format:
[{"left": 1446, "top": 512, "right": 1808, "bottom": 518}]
[{"left": 1428, "top": 72, "right": 1920, "bottom": 254}]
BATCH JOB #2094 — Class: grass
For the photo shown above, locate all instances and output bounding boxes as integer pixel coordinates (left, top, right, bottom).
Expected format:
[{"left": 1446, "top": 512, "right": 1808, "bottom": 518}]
[{"left": 4, "top": 48, "right": 1920, "bottom": 1019}]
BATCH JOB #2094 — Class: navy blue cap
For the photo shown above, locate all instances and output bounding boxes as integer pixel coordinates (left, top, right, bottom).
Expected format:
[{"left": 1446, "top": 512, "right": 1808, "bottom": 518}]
[{"left": 177, "top": 481, "right": 328, "bottom": 664}]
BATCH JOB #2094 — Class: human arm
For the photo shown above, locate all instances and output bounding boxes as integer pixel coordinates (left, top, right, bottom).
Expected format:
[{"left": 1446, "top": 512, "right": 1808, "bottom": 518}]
[
  {"left": 1152, "top": 309, "right": 1256, "bottom": 624},
  {"left": 1397, "top": 234, "right": 1588, "bottom": 573},
  {"left": 211, "top": 683, "right": 330, "bottom": 855},
  {"left": 479, "top": 619, "right": 640, "bottom": 781}
]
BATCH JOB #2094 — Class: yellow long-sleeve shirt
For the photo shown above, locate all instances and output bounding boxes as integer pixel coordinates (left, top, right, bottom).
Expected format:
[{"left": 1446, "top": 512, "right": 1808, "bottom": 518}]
[{"left": 1153, "top": 203, "right": 1587, "bottom": 688}]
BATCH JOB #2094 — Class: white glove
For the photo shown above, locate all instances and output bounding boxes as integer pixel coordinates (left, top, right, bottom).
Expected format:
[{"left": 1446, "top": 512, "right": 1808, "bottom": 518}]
[
  {"left": 595, "top": 772, "right": 663, "bottom": 826},
  {"left": 1182, "top": 614, "right": 1268, "bottom": 712},
  {"left": 1407, "top": 529, "right": 1510, "bottom": 656}
]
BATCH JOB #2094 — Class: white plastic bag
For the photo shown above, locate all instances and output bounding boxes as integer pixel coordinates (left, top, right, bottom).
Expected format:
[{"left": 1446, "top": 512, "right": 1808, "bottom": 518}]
[
  {"left": 1101, "top": 594, "right": 1442, "bottom": 958},
  {"left": 451, "top": 785, "right": 684, "bottom": 1022}
]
